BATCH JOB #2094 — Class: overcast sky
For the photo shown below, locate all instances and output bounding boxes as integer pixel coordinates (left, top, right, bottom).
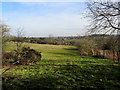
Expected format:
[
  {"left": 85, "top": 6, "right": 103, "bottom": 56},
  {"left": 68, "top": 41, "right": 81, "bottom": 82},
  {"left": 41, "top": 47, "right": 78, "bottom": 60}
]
[{"left": 2, "top": 1, "right": 90, "bottom": 37}]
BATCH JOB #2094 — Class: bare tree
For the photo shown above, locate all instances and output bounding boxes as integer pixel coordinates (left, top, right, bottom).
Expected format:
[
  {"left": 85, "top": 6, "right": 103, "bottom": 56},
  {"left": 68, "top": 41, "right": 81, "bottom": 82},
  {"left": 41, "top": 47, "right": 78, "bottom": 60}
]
[
  {"left": 86, "top": 0, "right": 120, "bottom": 62},
  {"left": 0, "top": 23, "right": 10, "bottom": 75},
  {"left": 0, "top": 24, "right": 10, "bottom": 56},
  {"left": 15, "top": 28, "right": 24, "bottom": 51},
  {"left": 87, "top": 0, "right": 120, "bottom": 34},
  {"left": 0, "top": 23, "right": 2, "bottom": 69},
  {"left": 14, "top": 28, "right": 25, "bottom": 63}
]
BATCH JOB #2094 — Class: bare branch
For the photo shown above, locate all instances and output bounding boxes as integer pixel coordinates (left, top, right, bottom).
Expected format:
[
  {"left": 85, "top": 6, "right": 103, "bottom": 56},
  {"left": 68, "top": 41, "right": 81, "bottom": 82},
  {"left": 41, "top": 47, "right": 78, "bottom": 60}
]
[{"left": 86, "top": 0, "right": 120, "bottom": 34}]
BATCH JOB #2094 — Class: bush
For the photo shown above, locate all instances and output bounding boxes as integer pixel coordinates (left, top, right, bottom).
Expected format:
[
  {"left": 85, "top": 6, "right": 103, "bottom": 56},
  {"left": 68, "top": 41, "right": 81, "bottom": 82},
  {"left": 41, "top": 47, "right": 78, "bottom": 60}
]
[
  {"left": 14, "top": 47, "right": 42, "bottom": 65},
  {"left": 3, "top": 46, "right": 42, "bottom": 65},
  {"left": 75, "top": 36, "right": 120, "bottom": 62},
  {"left": 75, "top": 38, "right": 96, "bottom": 56}
]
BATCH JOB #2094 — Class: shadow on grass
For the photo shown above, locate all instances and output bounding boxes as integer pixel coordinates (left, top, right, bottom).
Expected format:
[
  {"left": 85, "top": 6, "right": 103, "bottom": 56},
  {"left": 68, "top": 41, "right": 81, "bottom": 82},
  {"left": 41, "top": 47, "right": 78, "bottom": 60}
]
[
  {"left": 80, "top": 61, "right": 97, "bottom": 64},
  {"left": 63, "top": 48, "right": 79, "bottom": 51},
  {"left": 50, "top": 52, "right": 80, "bottom": 57},
  {"left": 3, "top": 64, "right": 120, "bottom": 90},
  {"left": 50, "top": 47, "right": 80, "bottom": 57},
  {"left": 92, "top": 55, "right": 105, "bottom": 59}
]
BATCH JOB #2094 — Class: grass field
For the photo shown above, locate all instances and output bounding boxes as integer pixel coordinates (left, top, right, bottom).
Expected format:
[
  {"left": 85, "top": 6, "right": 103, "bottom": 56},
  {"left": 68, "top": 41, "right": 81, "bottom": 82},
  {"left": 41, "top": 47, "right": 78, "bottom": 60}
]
[{"left": 3, "top": 42, "right": 120, "bottom": 90}]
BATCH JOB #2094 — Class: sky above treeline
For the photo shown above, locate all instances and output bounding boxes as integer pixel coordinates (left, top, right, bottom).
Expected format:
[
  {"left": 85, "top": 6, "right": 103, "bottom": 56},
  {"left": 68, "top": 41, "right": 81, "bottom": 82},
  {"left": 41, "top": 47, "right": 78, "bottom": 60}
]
[{"left": 2, "top": 1, "right": 90, "bottom": 37}]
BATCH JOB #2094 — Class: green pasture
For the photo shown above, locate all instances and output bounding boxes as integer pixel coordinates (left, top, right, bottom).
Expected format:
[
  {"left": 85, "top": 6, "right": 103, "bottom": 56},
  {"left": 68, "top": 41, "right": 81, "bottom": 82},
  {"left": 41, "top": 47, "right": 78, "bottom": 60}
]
[{"left": 3, "top": 42, "right": 120, "bottom": 90}]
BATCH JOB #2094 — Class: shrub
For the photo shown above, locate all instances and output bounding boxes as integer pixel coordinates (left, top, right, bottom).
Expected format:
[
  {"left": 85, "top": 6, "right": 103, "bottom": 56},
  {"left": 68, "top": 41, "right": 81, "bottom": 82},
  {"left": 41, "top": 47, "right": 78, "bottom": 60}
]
[
  {"left": 75, "top": 38, "right": 96, "bottom": 56},
  {"left": 3, "top": 46, "right": 42, "bottom": 65},
  {"left": 14, "top": 46, "right": 42, "bottom": 65}
]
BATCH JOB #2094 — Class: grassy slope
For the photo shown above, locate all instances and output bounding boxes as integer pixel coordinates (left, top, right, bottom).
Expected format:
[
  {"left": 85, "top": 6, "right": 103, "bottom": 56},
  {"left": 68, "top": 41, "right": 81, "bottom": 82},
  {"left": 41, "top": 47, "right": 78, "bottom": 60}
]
[{"left": 3, "top": 42, "right": 120, "bottom": 90}]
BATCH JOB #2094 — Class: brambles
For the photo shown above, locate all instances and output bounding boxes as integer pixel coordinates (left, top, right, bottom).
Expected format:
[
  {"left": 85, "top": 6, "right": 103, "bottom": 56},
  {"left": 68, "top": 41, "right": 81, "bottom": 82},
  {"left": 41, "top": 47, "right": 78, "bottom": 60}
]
[
  {"left": 18, "top": 47, "right": 42, "bottom": 65},
  {"left": 3, "top": 46, "right": 42, "bottom": 66},
  {"left": 75, "top": 35, "right": 120, "bottom": 63},
  {"left": 75, "top": 37, "right": 96, "bottom": 56}
]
